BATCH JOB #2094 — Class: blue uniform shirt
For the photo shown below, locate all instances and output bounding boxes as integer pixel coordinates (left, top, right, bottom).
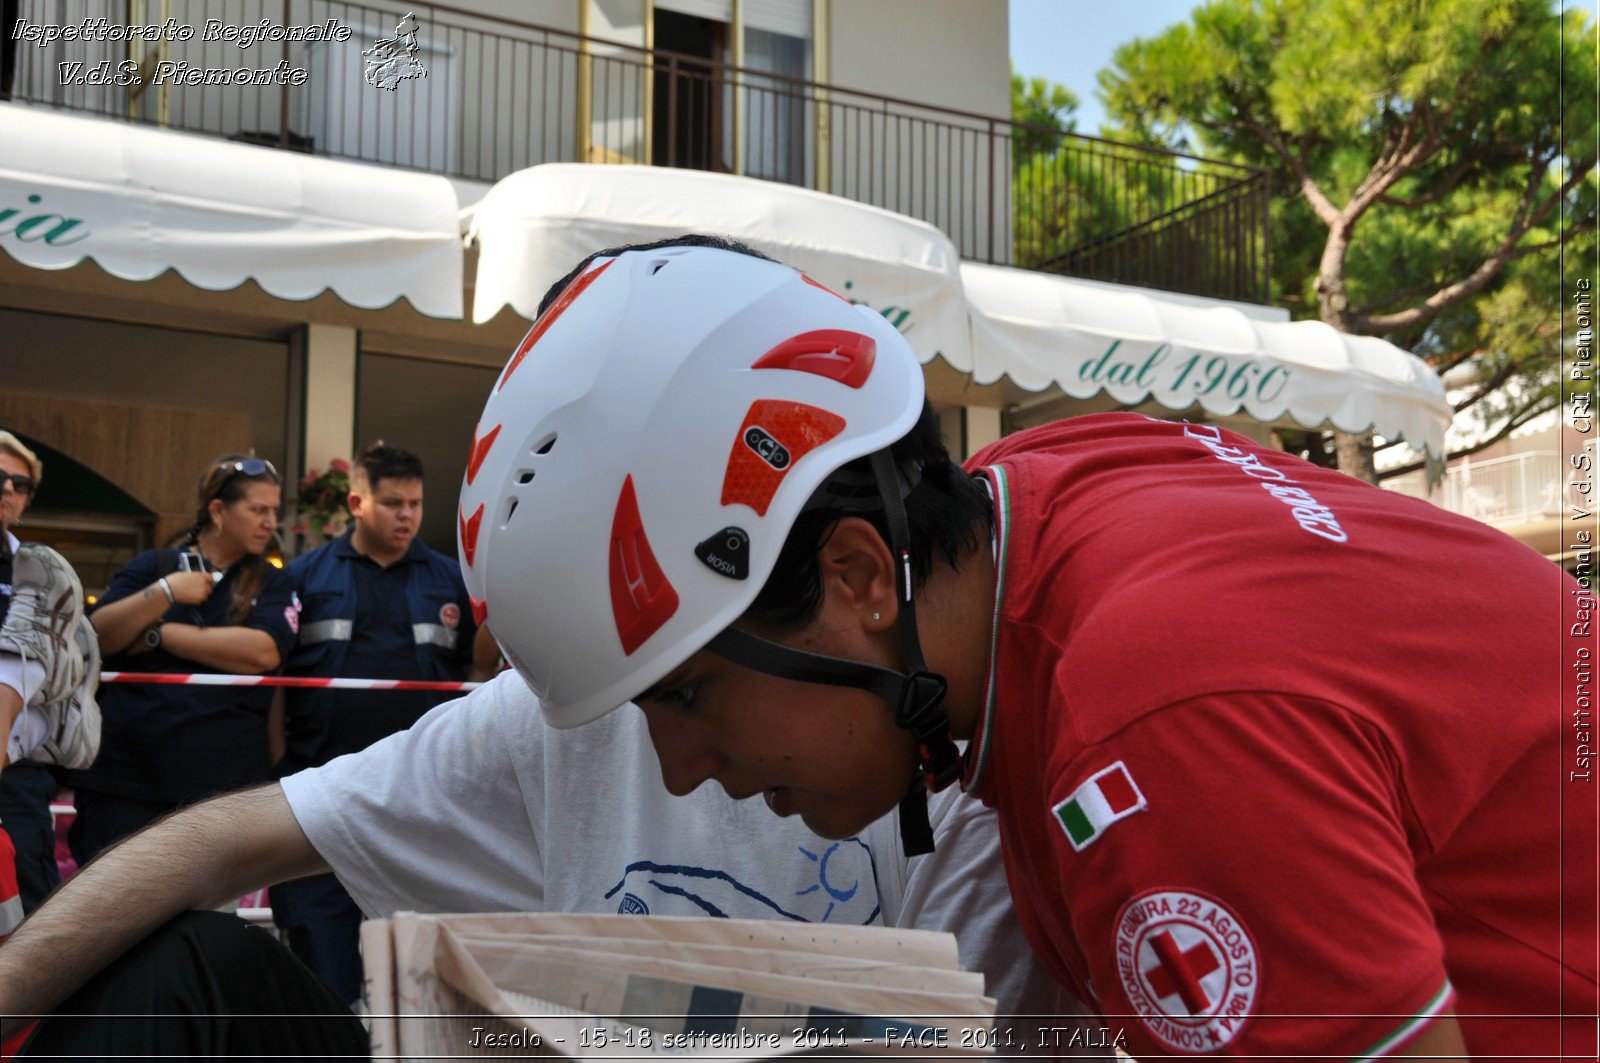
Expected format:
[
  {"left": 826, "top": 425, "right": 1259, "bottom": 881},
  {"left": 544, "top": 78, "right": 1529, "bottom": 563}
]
[
  {"left": 75, "top": 550, "right": 298, "bottom": 805},
  {"left": 280, "top": 532, "right": 474, "bottom": 772}
]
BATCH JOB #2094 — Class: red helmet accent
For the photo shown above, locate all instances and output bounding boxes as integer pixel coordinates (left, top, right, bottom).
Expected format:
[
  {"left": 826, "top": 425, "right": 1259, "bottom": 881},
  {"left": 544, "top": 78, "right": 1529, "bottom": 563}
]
[
  {"left": 470, "top": 596, "right": 489, "bottom": 625},
  {"left": 752, "top": 330, "right": 877, "bottom": 389},
  {"left": 802, "top": 274, "right": 850, "bottom": 303},
  {"left": 498, "top": 258, "right": 616, "bottom": 391},
  {"left": 720, "top": 400, "right": 846, "bottom": 517},
  {"left": 466, "top": 423, "right": 501, "bottom": 485},
  {"left": 457, "top": 246, "right": 926, "bottom": 728},
  {"left": 459, "top": 503, "right": 485, "bottom": 567},
  {"left": 609, "top": 476, "right": 680, "bottom": 655}
]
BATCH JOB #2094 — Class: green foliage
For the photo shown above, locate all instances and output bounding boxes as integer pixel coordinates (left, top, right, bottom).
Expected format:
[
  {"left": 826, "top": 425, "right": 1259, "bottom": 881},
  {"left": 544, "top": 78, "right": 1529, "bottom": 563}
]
[
  {"left": 1010, "top": 64, "right": 1263, "bottom": 299},
  {"left": 1099, "top": 0, "right": 1598, "bottom": 461},
  {"left": 1011, "top": 67, "right": 1080, "bottom": 164}
]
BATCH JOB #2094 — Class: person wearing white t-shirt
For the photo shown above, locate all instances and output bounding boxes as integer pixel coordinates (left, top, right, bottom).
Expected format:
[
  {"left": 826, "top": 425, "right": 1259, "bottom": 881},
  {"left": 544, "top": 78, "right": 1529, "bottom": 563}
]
[{"left": 0, "top": 671, "right": 1105, "bottom": 1058}]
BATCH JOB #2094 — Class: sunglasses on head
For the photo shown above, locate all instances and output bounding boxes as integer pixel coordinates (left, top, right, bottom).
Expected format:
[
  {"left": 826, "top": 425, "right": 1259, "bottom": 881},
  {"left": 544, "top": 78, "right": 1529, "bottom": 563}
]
[
  {"left": 211, "top": 458, "right": 279, "bottom": 497},
  {"left": 1, "top": 473, "right": 36, "bottom": 497}
]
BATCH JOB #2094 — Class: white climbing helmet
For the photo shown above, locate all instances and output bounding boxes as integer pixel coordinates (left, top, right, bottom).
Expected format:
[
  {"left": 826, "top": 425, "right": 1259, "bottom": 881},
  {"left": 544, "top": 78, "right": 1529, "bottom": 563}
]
[{"left": 458, "top": 245, "right": 925, "bottom": 728}]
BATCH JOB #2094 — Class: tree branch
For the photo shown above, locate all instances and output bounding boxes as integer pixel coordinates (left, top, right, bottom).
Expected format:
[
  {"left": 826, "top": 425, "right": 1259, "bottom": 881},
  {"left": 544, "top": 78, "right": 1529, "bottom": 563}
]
[
  {"left": 1457, "top": 358, "right": 1528, "bottom": 411},
  {"left": 1376, "top": 155, "right": 1477, "bottom": 210},
  {"left": 1355, "top": 166, "right": 1591, "bottom": 334},
  {"left": 1377, "top": 395, "right": 1561, "bottom": 481},
  {"left": 1344, "top": 105, "right": 1447, "bottom": 228},
  {"left": 1219, "top": 81, "right": 1343, "bottom": 227},
  {"left": 1358, "top": 279, "right": 1457, "bottom": 316}
]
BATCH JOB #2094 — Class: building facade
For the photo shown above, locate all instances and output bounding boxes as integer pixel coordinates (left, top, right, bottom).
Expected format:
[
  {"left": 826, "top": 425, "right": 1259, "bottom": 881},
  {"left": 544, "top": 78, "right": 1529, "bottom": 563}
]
[{"left": 2, "top": 0, "right": 1286, "bottom": 589}]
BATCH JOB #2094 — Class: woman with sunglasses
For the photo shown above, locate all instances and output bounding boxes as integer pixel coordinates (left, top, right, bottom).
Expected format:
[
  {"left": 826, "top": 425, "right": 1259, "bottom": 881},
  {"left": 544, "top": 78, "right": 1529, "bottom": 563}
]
[{"left": 73, "top": 455, "right": 298, "bottom": 865}]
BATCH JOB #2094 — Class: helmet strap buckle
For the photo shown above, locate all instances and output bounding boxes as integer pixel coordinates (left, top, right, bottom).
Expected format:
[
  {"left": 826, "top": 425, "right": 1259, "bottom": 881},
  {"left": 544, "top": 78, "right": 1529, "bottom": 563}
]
[{"left": 894, "top": 671, "right": 962, "bottom": 793}]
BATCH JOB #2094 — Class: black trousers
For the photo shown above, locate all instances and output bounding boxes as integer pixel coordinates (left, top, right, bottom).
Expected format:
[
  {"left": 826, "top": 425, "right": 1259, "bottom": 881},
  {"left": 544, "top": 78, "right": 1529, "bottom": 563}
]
[
  {"left": 0, "top": 764, "right": 60, "bottom": 914},
  {"left": 66, "top": 789, "right": 175, "bottom": 868},
  {"left": 270, "top": 872, "right": 366, "bottom": 1007},
  {"left": 18, "top": 910, "right": 368, "bottom": 1059}
]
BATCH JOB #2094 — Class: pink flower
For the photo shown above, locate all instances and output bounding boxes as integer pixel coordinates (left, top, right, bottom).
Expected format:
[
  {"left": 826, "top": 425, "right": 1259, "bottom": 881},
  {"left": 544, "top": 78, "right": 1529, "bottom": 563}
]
[
  {"left": 321, "top": 522, "right": 336, "bottom": 536},
  {"left": 329, "top": 458, "right": 351, "bottom": 474},
  {"left": 290, "top": 521, "right": 309, "bottom": 536}
]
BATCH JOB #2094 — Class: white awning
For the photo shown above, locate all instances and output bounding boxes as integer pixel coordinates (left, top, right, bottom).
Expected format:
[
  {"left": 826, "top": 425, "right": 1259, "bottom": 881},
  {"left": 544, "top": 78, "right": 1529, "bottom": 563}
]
[
  {"left": 469, "top": 163, "right": 971, "bottom": 369},
  {"left": 0, "top": 105, "right": 463, "bottom": 318},
  {"left": 963, "top": 262, "right": 1451, "bottom": 459},
  {"left": 468, "top": 163, "right": 1448, "bottom": 459},
  {"left": 1375, "top": 378, "right": 1563, "bottom": 472}
]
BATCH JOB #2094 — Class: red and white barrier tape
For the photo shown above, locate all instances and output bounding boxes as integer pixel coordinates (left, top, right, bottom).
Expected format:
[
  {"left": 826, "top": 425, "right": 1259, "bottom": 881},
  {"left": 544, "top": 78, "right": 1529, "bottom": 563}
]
[{"left": 98, "top": 672, "right": 482, "bottom": 692}]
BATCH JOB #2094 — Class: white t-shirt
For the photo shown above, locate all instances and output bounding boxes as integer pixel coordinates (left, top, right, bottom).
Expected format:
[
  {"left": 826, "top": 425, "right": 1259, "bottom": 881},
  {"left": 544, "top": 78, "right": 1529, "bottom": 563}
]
[{"left": 282, "top": 673, "right": 1106, "bottom": 1055}]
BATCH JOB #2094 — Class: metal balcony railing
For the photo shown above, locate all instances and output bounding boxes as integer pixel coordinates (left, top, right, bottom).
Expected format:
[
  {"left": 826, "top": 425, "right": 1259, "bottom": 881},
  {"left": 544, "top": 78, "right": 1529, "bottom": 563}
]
[
  {"left": 5, "top": 0, "right": 1270, "bottom": 302},
  {"left": 1440, "top": 452, "right": 1568, "bottom": 527}
]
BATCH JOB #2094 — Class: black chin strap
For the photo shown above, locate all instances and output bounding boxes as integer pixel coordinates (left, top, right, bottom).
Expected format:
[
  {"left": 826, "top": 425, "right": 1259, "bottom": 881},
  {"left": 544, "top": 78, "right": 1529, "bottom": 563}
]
[{"left": 706, "top": 449, "right": 962, "bottom": 858}]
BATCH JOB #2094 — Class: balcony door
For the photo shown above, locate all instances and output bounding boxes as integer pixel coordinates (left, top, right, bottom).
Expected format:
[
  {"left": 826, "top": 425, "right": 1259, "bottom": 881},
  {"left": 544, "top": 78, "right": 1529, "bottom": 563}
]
[{"left": 652, "top": 7, "right": 731, "bottom": 172}]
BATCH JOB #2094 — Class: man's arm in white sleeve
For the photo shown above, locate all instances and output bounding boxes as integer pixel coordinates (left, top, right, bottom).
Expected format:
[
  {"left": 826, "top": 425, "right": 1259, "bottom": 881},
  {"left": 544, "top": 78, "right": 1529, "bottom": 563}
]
[{"left": 0, "top": 783, "right": 326, "bottom": 1038}]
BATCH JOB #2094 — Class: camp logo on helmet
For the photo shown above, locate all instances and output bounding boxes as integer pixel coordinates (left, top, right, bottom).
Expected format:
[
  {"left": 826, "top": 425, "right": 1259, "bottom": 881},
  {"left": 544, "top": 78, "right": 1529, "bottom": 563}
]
[
  {"left": 694, "top": 526, "right": 750, "bottom": 581},
  {"left": 743, "top": 426, "right": 791, "bottom": 470}
]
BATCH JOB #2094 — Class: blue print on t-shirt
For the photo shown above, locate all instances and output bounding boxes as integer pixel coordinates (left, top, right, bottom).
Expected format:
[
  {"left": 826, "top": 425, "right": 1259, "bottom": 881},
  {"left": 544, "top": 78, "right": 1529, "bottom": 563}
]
[{"left": 604, "top": 839, "right": 881, "bottom": 925}]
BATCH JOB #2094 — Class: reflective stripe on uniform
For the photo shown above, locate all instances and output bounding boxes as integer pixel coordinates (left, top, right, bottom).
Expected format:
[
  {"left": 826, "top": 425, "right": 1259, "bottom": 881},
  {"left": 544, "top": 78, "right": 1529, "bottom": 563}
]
[
  {"left": 0, "top": 893, "right": 19, "bottom": 938},
  {"left": 412, "top": 623, "right": 458, "bottom": 652},
  {"left": 299, "top": 619, "right": 353, "bottom": 645}
]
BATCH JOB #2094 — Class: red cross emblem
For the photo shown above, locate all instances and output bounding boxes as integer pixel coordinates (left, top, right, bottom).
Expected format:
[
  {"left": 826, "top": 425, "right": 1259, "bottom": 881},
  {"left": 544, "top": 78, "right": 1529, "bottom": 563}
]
[
  {"left": 1114, "top": 889, "right": 1259, "bottom": 1053},
  {"left": 1142, "top": 929, "right": 1221, "bottom": 1015}
]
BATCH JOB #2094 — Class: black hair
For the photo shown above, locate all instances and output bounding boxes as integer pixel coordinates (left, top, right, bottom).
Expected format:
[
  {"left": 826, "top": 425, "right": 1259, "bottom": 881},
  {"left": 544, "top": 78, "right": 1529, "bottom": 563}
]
[
  {"left": 355, "top": 441, "right": 425, "bottom": 489},
  {"left": 536, "top": 233, "right": 776, "bottom": 317},
  {"left": 748, "top": 404, "right": 993, "bottom": 632},
  {"left": 540, "top": 234, "right": 992, "bottom": 632}
]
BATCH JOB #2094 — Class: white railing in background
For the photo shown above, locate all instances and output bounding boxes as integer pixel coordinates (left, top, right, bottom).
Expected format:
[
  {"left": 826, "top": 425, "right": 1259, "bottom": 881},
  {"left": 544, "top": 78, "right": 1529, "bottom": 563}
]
[{"left": 1440, "top": 452, "right": 1565, "bottom": 526}]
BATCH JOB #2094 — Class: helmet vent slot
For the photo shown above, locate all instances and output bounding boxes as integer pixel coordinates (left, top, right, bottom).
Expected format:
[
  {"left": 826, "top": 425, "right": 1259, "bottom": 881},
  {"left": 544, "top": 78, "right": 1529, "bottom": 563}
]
[
  {"left": 533, "top": 433, "right": 558, "bottom": 455},
  {"left": 516, "top": 470, "right": 536, "bottom": 485},
  {"left": 500, "top": 496, "right": 520, "bottom": 528},
  {"left": 649, "top": 258, "right": 671, "bottom": 275}
]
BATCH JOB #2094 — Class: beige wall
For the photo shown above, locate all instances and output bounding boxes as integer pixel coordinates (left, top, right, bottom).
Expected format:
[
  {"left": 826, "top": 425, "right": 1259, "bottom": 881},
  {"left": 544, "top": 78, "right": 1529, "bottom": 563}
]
[
  {"left": 824, "top": 0, "right": 1012, "bottom": 260},
  {"left": 827, "top": 0, "right": 1008, "bottom": 119},
  {"left": 473, "top": 1, "right": 582, "bottom": 32},
  {"left": 585, "top": 0, "right": 652, "bottom": 163}
]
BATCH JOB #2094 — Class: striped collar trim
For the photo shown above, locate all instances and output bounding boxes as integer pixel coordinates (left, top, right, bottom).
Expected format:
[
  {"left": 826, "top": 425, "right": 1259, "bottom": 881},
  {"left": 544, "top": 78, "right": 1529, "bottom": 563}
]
[
  {"left": 1350, "top": 980, "right": 1455, "bottom": 1060},
  {"left": 962, "top": 464, "right": 1010, "bottom": 798}
]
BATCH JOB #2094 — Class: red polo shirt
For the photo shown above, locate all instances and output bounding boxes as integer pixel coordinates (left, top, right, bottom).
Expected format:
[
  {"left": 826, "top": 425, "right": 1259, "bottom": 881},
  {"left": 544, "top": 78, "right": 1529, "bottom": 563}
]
[{"left": 963, "top": 414, "right": 1597, "bottom": 1057}]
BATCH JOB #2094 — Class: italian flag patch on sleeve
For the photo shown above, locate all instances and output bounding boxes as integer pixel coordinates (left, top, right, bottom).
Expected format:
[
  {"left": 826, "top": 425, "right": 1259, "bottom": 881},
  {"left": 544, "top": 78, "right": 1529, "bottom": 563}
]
[{"left": 1053, "top": 761, "right": 1147, "bottom": 851}]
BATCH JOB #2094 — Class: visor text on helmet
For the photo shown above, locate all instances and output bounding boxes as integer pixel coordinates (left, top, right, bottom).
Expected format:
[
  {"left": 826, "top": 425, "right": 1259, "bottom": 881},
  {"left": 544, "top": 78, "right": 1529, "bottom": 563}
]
[{"left": 695, "top": 526, "right": 750, "bottom": 581}]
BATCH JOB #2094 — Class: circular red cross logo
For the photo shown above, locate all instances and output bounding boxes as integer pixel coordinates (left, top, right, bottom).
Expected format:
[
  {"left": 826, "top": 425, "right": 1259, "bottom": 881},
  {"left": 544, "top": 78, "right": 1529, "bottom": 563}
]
[{"left": 1113, "top": 889, "right": 1259, "bottom": 1053}]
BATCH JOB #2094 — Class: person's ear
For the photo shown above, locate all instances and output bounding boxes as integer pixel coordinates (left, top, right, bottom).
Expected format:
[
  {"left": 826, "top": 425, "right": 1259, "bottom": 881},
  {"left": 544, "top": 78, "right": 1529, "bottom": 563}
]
[
  {"left": 346, "top": 489, "right": 364, "bottom": 519},
  {"left": 815, "top": 517, "right": 899, "bottom": 631},
  {"left": 208, "top": 497, "right": 227, "bottom": 528}
]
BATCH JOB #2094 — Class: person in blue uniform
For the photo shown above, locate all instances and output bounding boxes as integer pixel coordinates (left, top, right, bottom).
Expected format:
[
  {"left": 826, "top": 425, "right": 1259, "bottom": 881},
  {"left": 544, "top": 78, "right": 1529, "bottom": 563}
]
[
  {"left": 73, "top": 456, "right": 295, "bottom": 863},
  {"left": 271, "top": 442, "right": 488, "bottom": 1005}
]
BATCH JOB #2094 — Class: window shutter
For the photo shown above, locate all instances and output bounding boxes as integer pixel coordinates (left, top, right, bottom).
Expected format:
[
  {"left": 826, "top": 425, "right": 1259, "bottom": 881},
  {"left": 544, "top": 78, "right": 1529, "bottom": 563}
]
[
  {"left": 655, "top": 0, "right": 734, "bottom": 24},
  {"left": 743, "top": 0, "right": 813, "bottom": 39}
]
